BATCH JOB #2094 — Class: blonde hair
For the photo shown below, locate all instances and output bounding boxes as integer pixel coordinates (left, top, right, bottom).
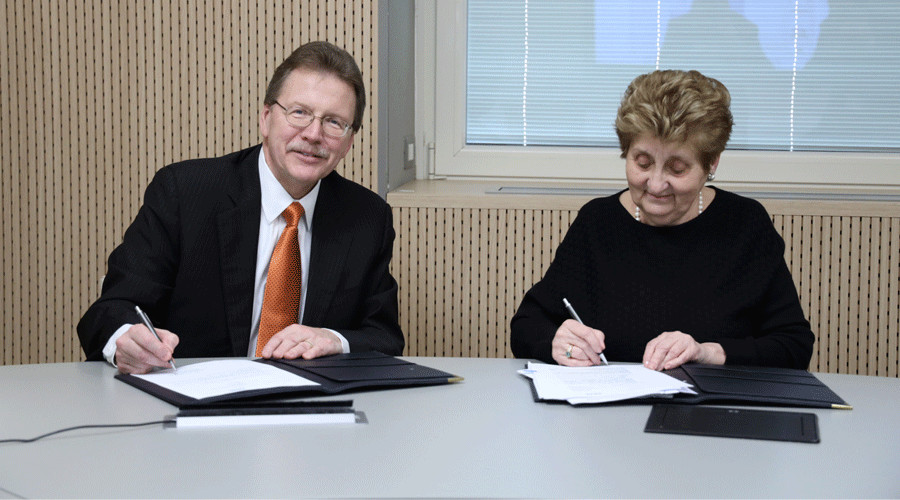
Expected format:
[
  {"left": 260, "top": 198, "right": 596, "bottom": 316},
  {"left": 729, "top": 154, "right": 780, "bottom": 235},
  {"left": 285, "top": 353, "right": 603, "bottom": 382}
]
[{"left": 615, "top": 70, "right": 733, "bottom": 171}]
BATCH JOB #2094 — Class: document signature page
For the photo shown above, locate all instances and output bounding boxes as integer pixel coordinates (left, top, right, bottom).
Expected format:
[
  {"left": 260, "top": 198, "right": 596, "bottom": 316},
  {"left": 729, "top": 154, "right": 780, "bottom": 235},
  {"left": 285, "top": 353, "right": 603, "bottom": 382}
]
[
  {"left": 520, "top": 362, "right": 694, "bottom": 405},
  {"left": 133, "top": 359, "right": 319, "bottom": 400}
]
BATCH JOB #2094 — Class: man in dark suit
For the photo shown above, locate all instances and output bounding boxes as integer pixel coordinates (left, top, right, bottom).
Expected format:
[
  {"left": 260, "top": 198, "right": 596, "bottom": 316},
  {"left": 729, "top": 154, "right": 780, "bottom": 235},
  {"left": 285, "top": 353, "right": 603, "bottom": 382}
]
[{"left": 78, "top": 41, "right": 404, "bottom": 374}]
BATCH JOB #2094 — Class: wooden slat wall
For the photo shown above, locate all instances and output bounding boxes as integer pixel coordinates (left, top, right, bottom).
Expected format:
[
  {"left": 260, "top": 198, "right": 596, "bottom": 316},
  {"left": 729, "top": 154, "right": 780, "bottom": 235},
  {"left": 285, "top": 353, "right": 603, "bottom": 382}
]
[
  {"left": 774, "top": 214, "right": 900, "bottom": 377},
  {"left": 394, "top": 204, "right": 900, "bottom": 377},
  {"left": 1, "top": 0, "right": 379, "bottom": 365},
  {"left": 394, "top": 208, "right": 577, "bottom": 358},
  {"left": 4, "top": 0, "right": 897, "bottom": 378}
]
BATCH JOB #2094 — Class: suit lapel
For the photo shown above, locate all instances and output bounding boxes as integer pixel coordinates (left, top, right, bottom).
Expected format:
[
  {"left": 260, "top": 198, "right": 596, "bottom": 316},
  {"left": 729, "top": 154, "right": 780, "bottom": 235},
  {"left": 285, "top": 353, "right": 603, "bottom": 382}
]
[
  {"left": 217, "top": 146, "right": 262, "bottom": 355},
  {"left": 303, "top": 172, "right": 353, "bottom": 325}
]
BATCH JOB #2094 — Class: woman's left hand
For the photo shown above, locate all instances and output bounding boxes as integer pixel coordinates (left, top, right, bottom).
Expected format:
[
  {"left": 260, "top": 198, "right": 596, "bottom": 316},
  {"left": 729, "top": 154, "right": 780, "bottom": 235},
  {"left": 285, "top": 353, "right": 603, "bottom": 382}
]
[{"left": 642, "top": 331, "right": 726, "bottom": 371}]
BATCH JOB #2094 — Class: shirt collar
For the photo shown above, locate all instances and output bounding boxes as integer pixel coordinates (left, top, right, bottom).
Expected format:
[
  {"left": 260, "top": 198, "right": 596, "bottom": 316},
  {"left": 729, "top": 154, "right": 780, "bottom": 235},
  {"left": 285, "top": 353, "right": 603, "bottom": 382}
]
[{"left": 258, "top": 148, "right": 320, "bottom": 229}]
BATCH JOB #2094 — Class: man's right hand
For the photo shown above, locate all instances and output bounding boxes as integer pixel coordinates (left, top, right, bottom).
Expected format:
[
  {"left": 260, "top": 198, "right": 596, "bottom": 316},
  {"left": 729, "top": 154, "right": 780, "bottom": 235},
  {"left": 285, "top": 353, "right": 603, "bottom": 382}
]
[{"left": 114, "top": 324, "right": 179, "bottom": 374}]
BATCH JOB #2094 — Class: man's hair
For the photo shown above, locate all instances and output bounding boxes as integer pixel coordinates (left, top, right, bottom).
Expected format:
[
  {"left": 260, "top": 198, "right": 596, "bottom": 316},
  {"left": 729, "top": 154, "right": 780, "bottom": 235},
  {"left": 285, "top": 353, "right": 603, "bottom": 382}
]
[
  {"left": 615, "top": 69, "right": 733, "bottom": 171},
  {"left": 264, "top": 41, "right": 366, "bottom": 133}
]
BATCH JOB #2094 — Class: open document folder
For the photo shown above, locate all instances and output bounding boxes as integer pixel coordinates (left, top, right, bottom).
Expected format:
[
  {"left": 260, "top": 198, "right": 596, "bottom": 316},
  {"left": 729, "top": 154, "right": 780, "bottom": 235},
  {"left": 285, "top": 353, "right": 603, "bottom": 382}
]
[
  {"left": 116, "top": 352, "right": 462, "bottom": 407},
  {"left": 520, "top": 362, "right": 851, "bottom": 408},
  {"left": 519, "top": 362, "right": 696, "bottom": 405}
]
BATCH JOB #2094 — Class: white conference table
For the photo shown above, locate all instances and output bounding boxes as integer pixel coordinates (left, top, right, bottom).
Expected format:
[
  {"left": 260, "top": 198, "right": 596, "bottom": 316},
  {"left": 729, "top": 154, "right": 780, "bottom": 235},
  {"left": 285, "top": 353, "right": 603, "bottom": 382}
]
[{"left": 0, "top": 356, "right": 898, "bottom": 499}]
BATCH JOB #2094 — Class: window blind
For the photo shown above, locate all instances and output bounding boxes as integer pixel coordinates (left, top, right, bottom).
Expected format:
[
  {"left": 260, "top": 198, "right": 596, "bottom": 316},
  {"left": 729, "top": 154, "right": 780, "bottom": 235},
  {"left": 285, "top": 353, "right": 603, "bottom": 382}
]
[{"left": 466, "top": 0, "right": 900, "bottom": 152}]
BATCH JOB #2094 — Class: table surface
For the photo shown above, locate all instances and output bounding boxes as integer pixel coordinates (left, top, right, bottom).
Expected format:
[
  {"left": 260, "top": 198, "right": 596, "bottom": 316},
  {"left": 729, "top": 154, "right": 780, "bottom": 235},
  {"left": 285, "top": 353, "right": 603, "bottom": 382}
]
[{"left": 1, "top": 357, "right": 898, "bottom": 499}]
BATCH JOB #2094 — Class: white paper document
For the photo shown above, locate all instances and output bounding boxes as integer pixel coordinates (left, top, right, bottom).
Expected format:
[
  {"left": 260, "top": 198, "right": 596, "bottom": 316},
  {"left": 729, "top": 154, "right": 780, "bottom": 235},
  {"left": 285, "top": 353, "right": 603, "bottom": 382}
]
[
  {"left": 519, "top": 362, "right": 695, "bottom": 405},
  {"left": 133, "top": 359, "right": 319, "bottom": 400}
]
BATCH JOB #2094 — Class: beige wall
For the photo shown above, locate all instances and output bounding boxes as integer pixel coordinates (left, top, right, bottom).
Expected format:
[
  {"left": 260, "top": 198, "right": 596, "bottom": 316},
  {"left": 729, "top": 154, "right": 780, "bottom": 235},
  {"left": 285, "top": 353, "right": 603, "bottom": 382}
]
[
  {"left": 1, "top": 0, "right": 380, "bottom": 364},
  {"left": 3, "top": 1, "right": 898, "bottom": 377}
]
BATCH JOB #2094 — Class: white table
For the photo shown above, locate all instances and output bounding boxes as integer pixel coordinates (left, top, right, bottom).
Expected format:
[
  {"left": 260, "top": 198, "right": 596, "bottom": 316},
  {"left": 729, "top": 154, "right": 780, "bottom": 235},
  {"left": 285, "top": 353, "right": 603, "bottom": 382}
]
[{"left": 1, "top": 357, "right": 898, "bottom": 498}]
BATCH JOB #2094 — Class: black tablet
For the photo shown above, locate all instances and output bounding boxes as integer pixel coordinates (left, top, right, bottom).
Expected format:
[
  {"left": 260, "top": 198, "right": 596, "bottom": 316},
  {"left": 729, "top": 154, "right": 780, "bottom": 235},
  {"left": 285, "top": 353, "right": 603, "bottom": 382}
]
[{"left": 644, "top": 404, "right": 820, "bottom": 443}]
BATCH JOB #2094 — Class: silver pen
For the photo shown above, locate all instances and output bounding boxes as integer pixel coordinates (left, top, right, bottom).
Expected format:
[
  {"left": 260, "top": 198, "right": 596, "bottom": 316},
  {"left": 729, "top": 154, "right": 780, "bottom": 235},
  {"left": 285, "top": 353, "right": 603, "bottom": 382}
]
[
  {"left": 134, "top": 305, "right": 177, "bottom": 371},
  {"left": 562, "top": 298, "right": 609, "bottom": 365}
]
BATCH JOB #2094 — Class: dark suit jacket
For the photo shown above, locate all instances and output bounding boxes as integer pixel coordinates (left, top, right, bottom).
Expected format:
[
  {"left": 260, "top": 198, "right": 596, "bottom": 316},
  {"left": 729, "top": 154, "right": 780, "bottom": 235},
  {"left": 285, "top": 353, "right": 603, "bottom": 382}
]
[{"left": 78, "top": 145, "right": 404, "bottom": 360}]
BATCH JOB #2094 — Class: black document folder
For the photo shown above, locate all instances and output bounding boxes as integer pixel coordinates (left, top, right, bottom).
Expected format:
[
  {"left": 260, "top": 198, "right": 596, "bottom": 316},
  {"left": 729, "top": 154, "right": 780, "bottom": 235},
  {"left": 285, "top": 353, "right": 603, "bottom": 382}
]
[
  {"left": 527, "top": 363, "right": 850, "bottom": 409},
  {"left": 660, "top": 364, "right": 851, "bottom": 409},
  {"left": 644, "top": 404, "right": 820, "bottom": 443},
  {"left": 116, "top": 352, "right": 463, "bottom": 408}
]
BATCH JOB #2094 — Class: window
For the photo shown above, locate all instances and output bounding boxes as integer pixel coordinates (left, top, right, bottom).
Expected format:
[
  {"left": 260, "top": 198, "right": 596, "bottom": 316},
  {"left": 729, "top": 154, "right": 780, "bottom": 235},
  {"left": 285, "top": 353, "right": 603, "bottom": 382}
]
[{"left": 417, "top": 0, "right": 900, "bottom": 194}]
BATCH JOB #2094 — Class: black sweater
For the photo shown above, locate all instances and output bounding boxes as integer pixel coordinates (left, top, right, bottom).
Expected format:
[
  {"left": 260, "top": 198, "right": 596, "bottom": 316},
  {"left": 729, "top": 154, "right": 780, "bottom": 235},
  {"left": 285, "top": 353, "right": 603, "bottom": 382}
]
[{"left": 510, "top": 188, "right": 814, "bottom": 369}]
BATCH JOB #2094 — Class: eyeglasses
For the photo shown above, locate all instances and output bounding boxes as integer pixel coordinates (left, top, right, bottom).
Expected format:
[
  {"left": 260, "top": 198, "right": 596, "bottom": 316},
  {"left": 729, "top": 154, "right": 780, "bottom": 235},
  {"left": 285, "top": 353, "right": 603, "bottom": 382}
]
[{"left": 272, "top": 101, "right": 353, "bottom": 138}]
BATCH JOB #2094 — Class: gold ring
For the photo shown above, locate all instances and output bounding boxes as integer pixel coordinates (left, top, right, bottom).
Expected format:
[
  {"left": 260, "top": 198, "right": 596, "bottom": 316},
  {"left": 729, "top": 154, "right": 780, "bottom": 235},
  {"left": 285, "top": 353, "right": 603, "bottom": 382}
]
[
  {"left": 302, "top": 340, "right": 313, "bottom": 349},
  {"left": 565, "top": 345, "right": 573, "bottom": 358}
]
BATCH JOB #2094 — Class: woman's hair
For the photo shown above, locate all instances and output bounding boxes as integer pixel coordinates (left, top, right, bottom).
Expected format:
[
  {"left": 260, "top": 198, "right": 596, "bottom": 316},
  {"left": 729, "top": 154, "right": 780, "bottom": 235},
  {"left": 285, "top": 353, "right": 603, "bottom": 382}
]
[
  {"left": 264, "top": 41, "right": 366, "bottom": 133},
  {"left": 615, "top": 70, "right": 733, "bottom": 171}
]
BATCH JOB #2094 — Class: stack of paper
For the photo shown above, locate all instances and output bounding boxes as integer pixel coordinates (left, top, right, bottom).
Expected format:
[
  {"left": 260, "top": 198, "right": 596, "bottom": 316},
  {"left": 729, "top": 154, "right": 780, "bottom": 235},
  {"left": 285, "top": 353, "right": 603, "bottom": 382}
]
[{"left": 519, "top": 362, "right": 695, "bottom": 405}]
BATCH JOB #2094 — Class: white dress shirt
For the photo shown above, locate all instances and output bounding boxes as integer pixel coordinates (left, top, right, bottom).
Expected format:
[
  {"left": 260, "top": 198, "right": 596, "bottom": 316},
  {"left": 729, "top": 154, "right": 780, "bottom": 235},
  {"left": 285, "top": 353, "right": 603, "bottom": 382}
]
[{"left": 247, "top": 150, "right": 349, "bottom": 356}]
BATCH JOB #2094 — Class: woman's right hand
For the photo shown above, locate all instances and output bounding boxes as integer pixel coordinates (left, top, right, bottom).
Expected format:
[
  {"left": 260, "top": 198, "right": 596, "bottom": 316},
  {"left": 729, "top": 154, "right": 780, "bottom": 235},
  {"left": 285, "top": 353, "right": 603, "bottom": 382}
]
[{"left": 551, "top": 319, "right": 606, "bottom": 366}]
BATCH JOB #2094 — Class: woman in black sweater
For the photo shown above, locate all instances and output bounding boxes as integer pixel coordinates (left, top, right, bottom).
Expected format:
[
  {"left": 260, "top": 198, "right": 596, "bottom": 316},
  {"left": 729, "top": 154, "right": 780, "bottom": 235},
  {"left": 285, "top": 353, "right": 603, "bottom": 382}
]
[{"left": 510, "top": 70, "right": 814, "bottom": 370}]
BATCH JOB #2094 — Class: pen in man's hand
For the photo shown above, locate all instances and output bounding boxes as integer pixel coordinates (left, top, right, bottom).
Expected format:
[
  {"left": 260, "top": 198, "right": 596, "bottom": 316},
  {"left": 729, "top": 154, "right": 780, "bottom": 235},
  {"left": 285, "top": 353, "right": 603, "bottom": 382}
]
[
  {"left": 562, "top": 298, "right": 609, "bottom": 365},
  {"left": 134, "top": 305, "right": 177, "bottom": 371}
]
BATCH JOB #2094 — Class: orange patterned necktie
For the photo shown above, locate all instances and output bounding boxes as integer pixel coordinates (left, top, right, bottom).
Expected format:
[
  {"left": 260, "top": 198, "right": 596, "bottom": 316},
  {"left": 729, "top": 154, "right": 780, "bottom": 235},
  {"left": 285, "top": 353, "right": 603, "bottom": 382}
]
[{"left": 256, "top": 202, "right": 304, "bottom": 356}]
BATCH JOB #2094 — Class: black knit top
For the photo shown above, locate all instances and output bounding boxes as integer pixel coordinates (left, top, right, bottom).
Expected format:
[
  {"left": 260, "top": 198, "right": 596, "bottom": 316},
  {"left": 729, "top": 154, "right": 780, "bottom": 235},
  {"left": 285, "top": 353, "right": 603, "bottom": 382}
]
[{"left": 510, "top": 188, "right": 814, "bottom": 369}]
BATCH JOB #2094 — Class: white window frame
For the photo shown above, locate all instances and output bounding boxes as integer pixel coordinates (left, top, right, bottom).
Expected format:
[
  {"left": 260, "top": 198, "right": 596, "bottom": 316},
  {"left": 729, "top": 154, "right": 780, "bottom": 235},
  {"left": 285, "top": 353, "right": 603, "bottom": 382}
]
[{"left": 414, "top": 0, "right": 900, "bottom": 196}]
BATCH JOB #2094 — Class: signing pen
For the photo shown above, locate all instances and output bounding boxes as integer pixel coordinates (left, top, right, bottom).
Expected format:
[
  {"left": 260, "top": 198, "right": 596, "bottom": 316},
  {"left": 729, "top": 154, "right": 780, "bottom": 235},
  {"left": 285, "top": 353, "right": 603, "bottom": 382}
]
[
  {"left": 562, "top": 298, "right": 609, "bottom": 365},
  {"left": 134, "top": 305, "right": 177, "bottom": 371}
]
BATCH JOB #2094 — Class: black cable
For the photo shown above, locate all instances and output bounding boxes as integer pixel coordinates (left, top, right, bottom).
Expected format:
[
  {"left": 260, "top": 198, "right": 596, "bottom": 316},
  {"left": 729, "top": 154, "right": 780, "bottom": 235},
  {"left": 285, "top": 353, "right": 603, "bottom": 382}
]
[
  {"left": 0, "top": 420, "right": 174, "bottom": 444},
  {"left": 0, "top": 486, "right": 26, "bottom": 500}
]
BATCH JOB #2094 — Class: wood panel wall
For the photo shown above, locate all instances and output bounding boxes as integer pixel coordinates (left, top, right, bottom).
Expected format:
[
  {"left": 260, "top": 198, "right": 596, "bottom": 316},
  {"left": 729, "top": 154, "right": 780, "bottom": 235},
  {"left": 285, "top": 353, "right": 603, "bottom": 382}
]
[
  {"left": 1, "top": 0, "right": 379, "bottom": 365},
  {"left": 774, "top": 214, "right": 899, "bottom": 376},
  {"left": 391, "top": 186, "right": 900, "bottom": 378},
  {"left": 3, "top": 1, "right": 897, "bottom": 378}
]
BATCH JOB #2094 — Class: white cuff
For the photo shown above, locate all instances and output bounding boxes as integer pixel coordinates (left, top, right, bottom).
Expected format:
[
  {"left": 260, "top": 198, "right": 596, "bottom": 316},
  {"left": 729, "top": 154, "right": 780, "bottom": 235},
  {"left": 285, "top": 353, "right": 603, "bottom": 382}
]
[
  {"left": 325, "top": 328, "right": 350, "bottom": 353},
  {"left": 102, "top": 324, "right": 133, "bottom": 367}
]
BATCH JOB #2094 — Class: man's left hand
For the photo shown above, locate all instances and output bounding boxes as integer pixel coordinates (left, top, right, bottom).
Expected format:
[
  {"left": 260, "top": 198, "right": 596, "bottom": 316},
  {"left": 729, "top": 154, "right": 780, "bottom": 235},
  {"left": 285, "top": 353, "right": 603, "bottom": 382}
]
[{"left": 260, "top": 325, "right": 342, "bottom": 360}]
